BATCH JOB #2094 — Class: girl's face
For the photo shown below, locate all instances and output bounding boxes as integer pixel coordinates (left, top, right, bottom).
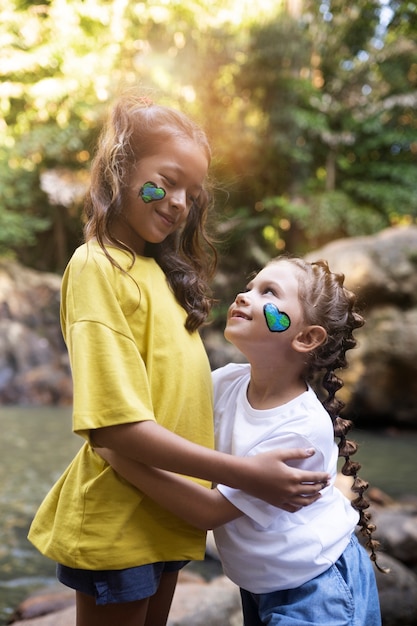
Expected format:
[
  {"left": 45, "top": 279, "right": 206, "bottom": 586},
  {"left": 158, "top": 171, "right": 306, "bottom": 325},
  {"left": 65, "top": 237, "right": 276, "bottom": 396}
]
[
  {"left": 224, "top": 261, "right": 306, "bottom": 354},
  {"left": 112, "top": 136, "right": 209, "bottom": 255}
]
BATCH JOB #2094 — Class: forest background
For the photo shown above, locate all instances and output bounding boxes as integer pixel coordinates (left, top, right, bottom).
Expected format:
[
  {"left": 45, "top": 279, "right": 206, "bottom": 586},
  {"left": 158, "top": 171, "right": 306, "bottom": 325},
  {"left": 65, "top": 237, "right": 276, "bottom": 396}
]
[{"left": 1, "top": 0, "right": 417, "bottom": 320}]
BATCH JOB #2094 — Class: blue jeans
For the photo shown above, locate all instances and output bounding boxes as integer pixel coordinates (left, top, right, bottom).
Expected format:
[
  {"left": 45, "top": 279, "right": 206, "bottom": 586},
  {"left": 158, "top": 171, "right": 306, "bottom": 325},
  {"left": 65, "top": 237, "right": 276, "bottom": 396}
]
[{"left": 239, "top": 535, "right": 381, "bottom": 625}]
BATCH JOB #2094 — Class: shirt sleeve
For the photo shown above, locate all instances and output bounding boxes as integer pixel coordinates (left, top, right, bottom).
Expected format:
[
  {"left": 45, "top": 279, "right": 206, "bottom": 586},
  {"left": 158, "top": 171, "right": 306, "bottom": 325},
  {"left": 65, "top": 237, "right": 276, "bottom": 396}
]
[
  {"left": 62, "top": 250, "right": 156, "bottom": 441},
  {"left": 68, "top": 320, "right": 155, "bottom": 439},
  {"left": 217, "top": 431, "right": 326, "bottom": 528}
]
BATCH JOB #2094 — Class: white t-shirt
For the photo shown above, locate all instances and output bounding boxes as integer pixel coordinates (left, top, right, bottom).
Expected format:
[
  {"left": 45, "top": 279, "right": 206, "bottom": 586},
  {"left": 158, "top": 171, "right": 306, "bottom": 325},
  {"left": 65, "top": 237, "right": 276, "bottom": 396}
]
[{"left": 213, "top": 363, "right": 359, "bottom": 594}]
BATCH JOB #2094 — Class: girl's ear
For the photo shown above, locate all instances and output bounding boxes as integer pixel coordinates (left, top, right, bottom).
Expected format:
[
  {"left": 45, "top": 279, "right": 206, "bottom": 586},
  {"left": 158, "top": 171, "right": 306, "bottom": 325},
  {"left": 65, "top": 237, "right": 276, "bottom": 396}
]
[{"left": 292, "top": 325, "right": 327, "bottom": 353}]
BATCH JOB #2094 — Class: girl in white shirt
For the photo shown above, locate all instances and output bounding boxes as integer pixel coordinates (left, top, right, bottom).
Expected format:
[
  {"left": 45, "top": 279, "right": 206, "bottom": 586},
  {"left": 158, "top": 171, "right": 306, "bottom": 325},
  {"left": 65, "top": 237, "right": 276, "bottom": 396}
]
[{"left": 99, "top": 256, "right": 382, "bottom": 626}]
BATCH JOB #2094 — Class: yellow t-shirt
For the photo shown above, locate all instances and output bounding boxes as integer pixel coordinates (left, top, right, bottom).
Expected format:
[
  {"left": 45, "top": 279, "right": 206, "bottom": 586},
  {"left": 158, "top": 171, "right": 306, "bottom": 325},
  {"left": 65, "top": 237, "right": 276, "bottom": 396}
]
[{"left": 28, "top": 242, "right": 214, "bottom": 569}]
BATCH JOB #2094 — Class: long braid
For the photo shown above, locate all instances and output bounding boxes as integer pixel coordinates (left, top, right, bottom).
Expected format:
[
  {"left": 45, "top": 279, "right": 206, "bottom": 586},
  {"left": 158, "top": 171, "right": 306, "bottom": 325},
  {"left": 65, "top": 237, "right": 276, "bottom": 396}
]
[{"left": 272, "top": 257, "right": 387, "bottom": 572}]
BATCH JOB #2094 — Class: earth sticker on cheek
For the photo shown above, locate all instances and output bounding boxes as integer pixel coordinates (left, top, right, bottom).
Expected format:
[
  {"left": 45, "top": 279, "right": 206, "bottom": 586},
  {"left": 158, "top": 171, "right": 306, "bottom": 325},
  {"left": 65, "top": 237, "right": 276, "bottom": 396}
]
[
  {"left": 138, "top": 181, "right": 166, "bottom": 203},
  {"left": 263, "top": 303, "right": 291, "bottom": 332}
]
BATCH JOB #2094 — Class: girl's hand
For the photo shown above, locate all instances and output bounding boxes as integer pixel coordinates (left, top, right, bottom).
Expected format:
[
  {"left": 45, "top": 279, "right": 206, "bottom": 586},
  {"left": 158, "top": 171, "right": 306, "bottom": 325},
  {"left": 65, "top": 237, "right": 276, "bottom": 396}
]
[{"left": 239, "top": 447, "right": 329, "bottom": 511}]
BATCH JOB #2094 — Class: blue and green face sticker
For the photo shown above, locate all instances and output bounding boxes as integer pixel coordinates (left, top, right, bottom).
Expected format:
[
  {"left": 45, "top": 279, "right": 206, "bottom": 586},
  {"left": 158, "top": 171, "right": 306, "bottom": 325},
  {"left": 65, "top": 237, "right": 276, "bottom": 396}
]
[
  {"left": 263, "top": 303, "right": 291, "bottom": 332},
  {"left": 139, "top": 181, "right": 166, "bottom": 203}
]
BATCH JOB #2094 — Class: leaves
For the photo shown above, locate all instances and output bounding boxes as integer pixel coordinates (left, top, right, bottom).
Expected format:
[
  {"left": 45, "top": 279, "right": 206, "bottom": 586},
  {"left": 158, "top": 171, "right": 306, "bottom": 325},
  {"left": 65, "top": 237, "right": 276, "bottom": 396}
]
[{"left": 0, "top": 0, "right": 416, "bottom": 274}]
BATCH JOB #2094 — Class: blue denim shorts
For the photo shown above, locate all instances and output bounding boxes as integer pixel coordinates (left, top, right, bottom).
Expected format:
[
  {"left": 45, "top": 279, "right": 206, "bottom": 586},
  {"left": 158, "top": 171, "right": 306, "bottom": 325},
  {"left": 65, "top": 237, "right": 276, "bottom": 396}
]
[
  {"left": 57, "top": 560, "right": 189, "bottom": 605},
  {"left": 239, "top": 534, "right": 381, "bottom": 626}
]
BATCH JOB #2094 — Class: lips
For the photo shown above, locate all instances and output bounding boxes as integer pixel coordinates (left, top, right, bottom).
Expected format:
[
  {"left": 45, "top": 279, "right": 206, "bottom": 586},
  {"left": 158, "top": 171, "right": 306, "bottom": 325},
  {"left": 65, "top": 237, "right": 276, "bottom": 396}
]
[
  {"left": 156, "top": 209, "right": 176, "bottom": 227},
  {"left": 230, "top": 308, "right": 251, "bottom": 320}
]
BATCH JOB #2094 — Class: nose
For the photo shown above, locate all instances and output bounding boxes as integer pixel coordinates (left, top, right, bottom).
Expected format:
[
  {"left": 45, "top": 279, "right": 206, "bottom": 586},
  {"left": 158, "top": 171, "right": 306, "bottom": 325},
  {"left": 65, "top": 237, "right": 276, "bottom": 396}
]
[
  {"left": 235, "top": 292, "right": 249, "bottom": 305},
  {"left": 169, "top": 188, "right": 187, "bottom": 212}
]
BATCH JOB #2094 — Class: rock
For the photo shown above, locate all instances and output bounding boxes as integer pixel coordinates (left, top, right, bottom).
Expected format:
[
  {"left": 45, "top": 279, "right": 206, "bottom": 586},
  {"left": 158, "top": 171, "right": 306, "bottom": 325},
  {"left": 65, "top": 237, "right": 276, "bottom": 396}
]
[
  {"left": 305, "top": 225, "right": 417, "bottom": 307},
  {"left": 374, "top": 553, "right": 417, "bottom": 626},
  {"left": 371, "top": 502, "right": 417, "bottom": 566},
  {"left": 0, "top": 259, "right": 72, "bottom": 405},
  {"left": 349, "top": 306, "right": 417, "bottom": 425},
  {"left": 9, "top": 570, "right": 242, "bottom": 626},
  {"left": 368, "top": 486, "right": 396, "bottom": 507},
  {"left": 305, "top": 225, "right": 417, "bottom": 427},
  {"left": 9, "top": 586, "right": 74, "bottom": 621},
  {"left": 167, "top": 575, "right": 241, "bottom": 626},
  {"left": 9, "top": 605, "right": 75, "bottom": 626}
]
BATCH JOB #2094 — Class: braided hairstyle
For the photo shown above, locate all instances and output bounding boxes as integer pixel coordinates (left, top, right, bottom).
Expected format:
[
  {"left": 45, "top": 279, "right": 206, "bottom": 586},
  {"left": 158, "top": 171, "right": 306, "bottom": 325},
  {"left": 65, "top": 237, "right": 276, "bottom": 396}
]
[{"left": 270, "top": 257, "right": 386, "bottom": 572}]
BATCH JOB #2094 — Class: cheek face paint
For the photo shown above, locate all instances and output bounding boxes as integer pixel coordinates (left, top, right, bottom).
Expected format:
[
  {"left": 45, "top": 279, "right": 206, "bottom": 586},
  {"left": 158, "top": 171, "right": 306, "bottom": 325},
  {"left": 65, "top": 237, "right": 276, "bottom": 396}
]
[
  {"left": 138, "top": 181, "right": 166, "bottom": 203},
  {"left": 263, "top": 303, "right": 291, "bottom": 332}
]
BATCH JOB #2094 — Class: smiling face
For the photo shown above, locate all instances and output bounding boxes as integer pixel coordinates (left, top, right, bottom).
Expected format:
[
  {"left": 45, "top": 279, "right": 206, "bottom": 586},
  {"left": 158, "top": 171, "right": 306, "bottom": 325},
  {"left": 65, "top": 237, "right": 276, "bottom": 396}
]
[
  {"left": 111, "top": 136, "right": 209, "bottom": 255},
  {"left": 224, "top": 261, "right": 309, "bottom": 357}
]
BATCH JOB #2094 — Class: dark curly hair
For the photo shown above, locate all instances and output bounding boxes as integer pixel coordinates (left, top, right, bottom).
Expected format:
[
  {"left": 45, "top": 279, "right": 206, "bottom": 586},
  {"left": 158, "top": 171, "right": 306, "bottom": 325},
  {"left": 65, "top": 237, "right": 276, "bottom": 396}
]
[
  {"left": 268, "top": 256, "right": 386, "bottom": 572},
  {"left": 83, "top": 92, "right": 217, "bottom": 332}
]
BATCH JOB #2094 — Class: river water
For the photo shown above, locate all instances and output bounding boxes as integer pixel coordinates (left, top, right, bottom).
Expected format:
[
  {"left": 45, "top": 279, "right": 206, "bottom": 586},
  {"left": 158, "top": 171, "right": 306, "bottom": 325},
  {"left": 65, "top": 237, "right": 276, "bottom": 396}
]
[{"left": 0, "top": 407, "right": 416, "bottom": 624}]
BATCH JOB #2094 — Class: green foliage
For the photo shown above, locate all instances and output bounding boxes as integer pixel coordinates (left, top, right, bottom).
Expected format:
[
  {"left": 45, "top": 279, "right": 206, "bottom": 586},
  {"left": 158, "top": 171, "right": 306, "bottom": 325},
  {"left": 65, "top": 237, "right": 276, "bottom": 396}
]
[
  {"left": 0, "top": 0, "right": 416, "bottom": 275},
  {"left": 0, "top": 142, "right": 51, "bottom": 255},
  {"left": 0, "top": 208, "right": 49, "bottom": 255},
  {"left": 216, "top": 0, "right": 417, "bottom": 267}
]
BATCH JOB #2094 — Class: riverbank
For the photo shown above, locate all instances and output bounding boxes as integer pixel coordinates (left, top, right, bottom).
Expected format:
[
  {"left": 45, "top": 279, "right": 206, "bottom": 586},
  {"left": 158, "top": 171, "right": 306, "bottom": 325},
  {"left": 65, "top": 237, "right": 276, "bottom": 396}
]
[
  {"left": 1, "top": 407, "right": 417, "bottom": 625},
  {"left": 8, "top": 500, "right": 417, "bottom": 626}
]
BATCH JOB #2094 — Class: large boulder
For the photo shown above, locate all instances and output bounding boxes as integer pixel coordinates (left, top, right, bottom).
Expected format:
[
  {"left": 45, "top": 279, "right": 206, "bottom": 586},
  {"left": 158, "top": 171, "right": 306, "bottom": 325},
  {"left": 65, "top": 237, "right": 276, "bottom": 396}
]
[
  {"left": 371, "top": 501, "right": 417, "bottom": 566},
  {"left": 305, "top": 225, "right": 417, "bottom": 426},
  {"left": 374, "top": 553, "right": 417, "bottom": 626},
  {"left": 0, "top": 260, "right": 72, "bottom": 405}
]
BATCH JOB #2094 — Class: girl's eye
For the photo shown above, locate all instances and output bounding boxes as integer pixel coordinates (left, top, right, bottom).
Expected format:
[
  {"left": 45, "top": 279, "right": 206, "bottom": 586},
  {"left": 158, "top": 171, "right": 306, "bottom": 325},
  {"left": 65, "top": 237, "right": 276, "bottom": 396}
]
[{"left": 264, "top": 287, "right": 276, "bottom": 296}]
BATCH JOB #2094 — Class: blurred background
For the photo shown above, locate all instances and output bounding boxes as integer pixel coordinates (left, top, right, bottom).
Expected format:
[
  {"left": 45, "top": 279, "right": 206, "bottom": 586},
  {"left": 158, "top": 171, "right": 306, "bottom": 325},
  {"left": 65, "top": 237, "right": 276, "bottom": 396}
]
[
  {"left": 1, "top": 0, "right": 417, "bottom": 624},
  {"left": 1, "top": 0, "right": 416, "bottom": 278}
]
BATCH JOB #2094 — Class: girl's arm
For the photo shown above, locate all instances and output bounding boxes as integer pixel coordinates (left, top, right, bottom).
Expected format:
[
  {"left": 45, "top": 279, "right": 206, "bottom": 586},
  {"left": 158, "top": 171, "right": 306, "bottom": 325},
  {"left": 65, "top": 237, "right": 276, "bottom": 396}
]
[
  {"left": 92, "top": 420, "right": 329, "bottom": 510},
  {"left": 97, "top": 448, "right": 242, "bottom": 530}
]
